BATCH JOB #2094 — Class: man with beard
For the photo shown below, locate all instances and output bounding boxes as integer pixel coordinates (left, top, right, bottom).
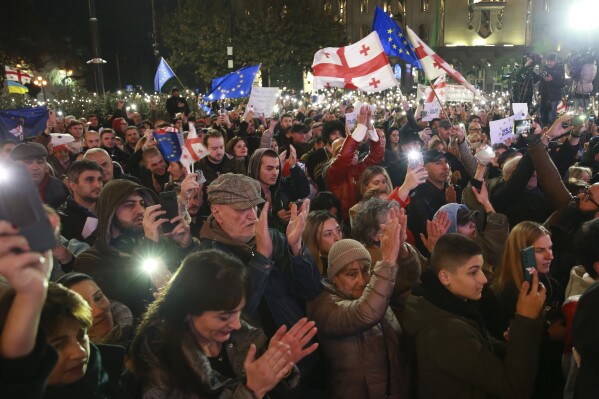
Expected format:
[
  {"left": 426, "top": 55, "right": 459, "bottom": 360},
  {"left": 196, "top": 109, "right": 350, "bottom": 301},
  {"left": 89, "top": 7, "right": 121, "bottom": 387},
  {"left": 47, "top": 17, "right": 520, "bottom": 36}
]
[
  {"left": 57, "top": 160, "right": 104, "bottom": 246},
  {"left": 74, "top": 179, "right": 197, "bottom": 318},
  {"left": 195, "top": 130, "right": 245, "bottom": 186}
]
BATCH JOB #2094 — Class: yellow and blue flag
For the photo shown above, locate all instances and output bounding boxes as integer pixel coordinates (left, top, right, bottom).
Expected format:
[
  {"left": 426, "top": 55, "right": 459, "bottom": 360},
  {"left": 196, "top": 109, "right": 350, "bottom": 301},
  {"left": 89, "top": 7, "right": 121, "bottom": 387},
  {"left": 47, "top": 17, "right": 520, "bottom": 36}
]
[
  {"left": 204, "top": 64, "right": 260, "bottom": 100},
  {"left": 7, "top": 81, "right": 29, "bottom": 94},
  {"left": 372, "top": 6, "right": 422, "bottom": 70},
  {"left": 154, "top": 58, "right": 176, "bottom": 92}
]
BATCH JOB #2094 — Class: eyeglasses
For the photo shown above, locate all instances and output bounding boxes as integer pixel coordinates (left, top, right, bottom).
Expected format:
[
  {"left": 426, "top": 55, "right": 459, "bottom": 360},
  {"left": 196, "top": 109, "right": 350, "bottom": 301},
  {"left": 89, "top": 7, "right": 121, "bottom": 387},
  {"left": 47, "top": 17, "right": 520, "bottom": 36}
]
[{"left": 583, "top": 186, "right": 599, "bottom": 208}]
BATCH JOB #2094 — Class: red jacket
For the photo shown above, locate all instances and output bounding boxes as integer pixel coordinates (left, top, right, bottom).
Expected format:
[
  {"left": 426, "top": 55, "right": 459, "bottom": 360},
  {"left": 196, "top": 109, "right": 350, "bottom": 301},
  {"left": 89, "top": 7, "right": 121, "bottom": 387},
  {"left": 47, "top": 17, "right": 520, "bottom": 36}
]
[{"left": 325, "top": 134, "right": 385, "bottom": 222}]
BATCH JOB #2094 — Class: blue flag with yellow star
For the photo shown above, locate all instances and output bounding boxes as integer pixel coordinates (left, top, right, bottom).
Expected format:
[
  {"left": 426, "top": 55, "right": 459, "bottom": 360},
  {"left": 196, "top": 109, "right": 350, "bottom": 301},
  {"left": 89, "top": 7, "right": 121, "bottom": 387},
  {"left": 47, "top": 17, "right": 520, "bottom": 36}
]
[
  {"left": 154, "top": 58, "right": 176, "bottom": 92},
  {"left": 204, "top": 64, "right": 261, "bottom": 100},
  {"left": 372, "top": 6, "right": 422, "bottom": 70},
  {"left": 152, "top": 127, "right": 184, "bottom": 162}
]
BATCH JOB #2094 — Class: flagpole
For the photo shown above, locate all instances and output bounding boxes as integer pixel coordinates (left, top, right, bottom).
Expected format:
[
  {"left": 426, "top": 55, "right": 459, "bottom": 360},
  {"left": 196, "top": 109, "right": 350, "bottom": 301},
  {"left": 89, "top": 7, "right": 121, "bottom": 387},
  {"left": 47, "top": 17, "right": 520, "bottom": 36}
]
[{"left": 428, "top": 81, "right": 452, "bottom": 125}]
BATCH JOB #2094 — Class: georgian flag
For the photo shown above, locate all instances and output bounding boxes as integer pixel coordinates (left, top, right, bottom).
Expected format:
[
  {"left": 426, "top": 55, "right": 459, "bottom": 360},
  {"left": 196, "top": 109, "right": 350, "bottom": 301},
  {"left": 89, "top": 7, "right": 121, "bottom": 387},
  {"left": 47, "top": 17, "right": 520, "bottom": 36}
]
[
  {"left": 312, "top": 31, "right": 398, "bottom": 93},
  {"left": 5, "top": 66, "right": 32, "bottom": 84},
  {"left": 179, "top": 124, "right": 207, "bottom": 171},
  {"left": 424, "top": 74, "right": 446, "bottom": 103},
  {"left": 406, "top": 27, "right": 478, "bottom": 95}
]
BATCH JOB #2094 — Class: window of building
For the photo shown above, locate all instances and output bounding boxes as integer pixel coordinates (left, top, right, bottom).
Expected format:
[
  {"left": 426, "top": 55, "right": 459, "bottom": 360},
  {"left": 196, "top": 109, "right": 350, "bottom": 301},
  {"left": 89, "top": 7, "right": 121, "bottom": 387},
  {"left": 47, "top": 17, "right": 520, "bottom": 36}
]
[
  {"left": 421, "top": 0, "right": 430, "bottom": 13},
  {"left": 361, "top": 0, "right": 369, "bottom": 14}
]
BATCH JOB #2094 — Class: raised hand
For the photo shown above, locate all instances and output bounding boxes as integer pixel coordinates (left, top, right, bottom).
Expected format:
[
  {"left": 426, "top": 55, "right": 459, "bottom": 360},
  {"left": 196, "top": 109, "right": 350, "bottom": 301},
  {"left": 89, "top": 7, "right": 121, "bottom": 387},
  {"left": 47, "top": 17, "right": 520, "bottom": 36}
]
[
  {"left": 269, "top": 318, "right": 319, "bottom": 365},
  {"left": 244, "top": 342, "right": 294, "bottom": 399},
  {"left": 286, "top": 199, "right": 310, "bottom": 256},
  {"left": 143, "top": 205, "right": 168, "bottom": 242},
  {"left": 255, "top": 202, "right": 273, "bottom": 259},
  {"left": 164, "top": 215, "right": 192, "bottom": 248},
  {"left": 380, "top": 207, "right": 401, "bottom": 264},
  {"left": 0, "top": 221, "right": 49, "bottom": 296},
  {"left": 515, "top": 268, "right": 546, "bottom": 320},
  {"left": 404, "top": 165, "right": 428, "bottom": 191},
  {"left": 445, "top": 185, "right": 457, "bottom": 203},
  {"left": 420, "top": 212, "right": 450, "bottom": 253},
  {"left": 471, "top": 179, "right": 495, "bottom": 213}
]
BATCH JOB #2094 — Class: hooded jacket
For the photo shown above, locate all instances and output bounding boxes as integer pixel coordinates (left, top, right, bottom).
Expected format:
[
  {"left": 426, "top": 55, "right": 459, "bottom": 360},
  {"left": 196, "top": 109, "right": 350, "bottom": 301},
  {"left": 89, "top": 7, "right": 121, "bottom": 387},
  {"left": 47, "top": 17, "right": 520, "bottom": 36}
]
[
  {"left": 74, "top": 179, "right": 197, "bottom": 318},
  {"left": 434, "top": 203, "right": 509, "bottom": 271},
  {"left": 247, "top": 149, "right": 310, "bottom": 232}
]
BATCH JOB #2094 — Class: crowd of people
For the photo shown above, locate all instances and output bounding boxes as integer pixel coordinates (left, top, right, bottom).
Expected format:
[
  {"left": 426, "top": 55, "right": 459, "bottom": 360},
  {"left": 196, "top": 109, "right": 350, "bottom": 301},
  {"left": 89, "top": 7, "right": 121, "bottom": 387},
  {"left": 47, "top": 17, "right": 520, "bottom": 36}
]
[{"left": 1, "top": 77, "right": 599, "bottom": 399}]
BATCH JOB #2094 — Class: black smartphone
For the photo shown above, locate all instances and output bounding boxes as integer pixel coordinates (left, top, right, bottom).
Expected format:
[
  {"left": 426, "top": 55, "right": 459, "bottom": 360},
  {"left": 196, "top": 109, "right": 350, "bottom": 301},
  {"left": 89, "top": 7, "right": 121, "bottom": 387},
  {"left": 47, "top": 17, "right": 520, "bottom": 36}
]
[
  {"left": 520, "top": 246, "right": 536, "bottom": 285},
  {"left": 470, "top": 179, "right": 483, "bottom": 193},
  {"left": 589, "top": 115, "right": 596, "bottom": 125},
  {"left": 0, "top": 164, "right": 57, "bottom": 252},
  {"left": 159, "top": 191, "right": 179, "bottom": 233}
]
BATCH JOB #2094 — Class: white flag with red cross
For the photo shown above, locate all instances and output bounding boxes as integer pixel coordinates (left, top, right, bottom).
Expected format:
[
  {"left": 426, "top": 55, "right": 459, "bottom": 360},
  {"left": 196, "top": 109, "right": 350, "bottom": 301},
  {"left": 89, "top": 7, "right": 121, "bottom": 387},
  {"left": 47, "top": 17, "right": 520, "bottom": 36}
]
[
  {"left": 312, "top": 31, "right": 398, "bottom": 93},
  {"left": 5, "top": 66, "right": 32, "bottom": 84},
  {"left": 424, "top": 74, "right": 446, "bottom": 103},
  {"left": 179, "top": 125, "right": 207, "bottom": 172},
  {"left": 406, "top": 27, "right": 478, "bottom": 95}
]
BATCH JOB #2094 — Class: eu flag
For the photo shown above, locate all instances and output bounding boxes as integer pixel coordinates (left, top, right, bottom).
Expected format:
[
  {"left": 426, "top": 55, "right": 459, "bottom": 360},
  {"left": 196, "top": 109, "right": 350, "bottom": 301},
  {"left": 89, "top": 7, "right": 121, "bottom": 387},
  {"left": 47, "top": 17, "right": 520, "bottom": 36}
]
[
  {"left": 372, "top": 6, "right": 422, "bottom": 70},
  {"left": 204, "top": 64, "right": 261, "bottom": 100},
  {"left": 153, "top": 127, "right": 184, "bottom": 162},
  {"left": 154, "top": 58, "right": 176, "bottom": 92},
  {"left": 0, "top": 106, "right": 49, "bottom": 142}
]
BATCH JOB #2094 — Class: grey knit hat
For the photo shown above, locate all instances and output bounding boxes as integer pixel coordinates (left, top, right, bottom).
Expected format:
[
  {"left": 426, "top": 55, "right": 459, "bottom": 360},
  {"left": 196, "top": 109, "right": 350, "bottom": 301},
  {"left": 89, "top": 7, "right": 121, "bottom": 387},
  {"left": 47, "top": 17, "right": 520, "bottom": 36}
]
[{"left": 327, "top": 239, "right": 372, "bottom": 280}]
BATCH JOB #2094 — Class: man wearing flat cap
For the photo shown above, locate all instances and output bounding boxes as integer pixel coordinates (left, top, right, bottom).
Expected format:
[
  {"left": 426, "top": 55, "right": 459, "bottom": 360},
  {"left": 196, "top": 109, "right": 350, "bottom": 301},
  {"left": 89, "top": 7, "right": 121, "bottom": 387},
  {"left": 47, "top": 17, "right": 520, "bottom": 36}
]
[
  {"left": 198, "top": 173, "right": 321, "bottom": 347},
  {"left": 9, "top": 142, "right": 69, "bottom": 209}
]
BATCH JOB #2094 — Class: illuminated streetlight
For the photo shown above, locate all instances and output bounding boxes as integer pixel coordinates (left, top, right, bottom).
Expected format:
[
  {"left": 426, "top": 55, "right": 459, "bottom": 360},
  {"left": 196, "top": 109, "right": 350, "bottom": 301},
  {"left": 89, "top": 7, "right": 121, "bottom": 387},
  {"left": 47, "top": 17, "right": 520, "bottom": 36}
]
[{"left": 34, "top": 76, "right": 48, "bottom": 101}]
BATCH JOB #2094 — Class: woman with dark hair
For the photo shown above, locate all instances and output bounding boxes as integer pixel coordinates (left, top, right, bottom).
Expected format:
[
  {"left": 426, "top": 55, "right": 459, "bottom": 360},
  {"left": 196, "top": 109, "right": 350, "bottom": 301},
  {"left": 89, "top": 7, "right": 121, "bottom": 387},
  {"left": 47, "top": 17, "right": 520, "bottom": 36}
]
[
  {"left": 225, "top": 136, "right": 249, "bottom": 169},
  {"left": 129, "top": 250, "right": 317, "bottom": 399},
  {"left": 56, "top": 273, "right": 133, "bottom": 348},
  {"left": 385, "top": 127, "right": 401, "bottom": 164}
]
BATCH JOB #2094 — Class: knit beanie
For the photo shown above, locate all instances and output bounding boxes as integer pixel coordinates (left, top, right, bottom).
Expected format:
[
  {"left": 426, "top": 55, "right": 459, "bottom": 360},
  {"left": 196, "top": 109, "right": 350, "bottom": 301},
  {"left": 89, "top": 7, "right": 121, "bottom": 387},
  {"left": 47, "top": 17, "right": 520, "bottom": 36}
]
[{"left": 327, "top": 239, "right": 372, "bottom": 281}]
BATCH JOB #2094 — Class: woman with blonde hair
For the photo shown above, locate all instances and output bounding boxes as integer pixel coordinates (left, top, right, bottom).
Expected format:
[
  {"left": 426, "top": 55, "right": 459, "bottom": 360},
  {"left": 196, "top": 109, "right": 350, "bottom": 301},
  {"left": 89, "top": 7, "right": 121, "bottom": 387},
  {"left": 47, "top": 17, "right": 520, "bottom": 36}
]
[{"left": 487, "top": 221, "right": 565, "bottom": 398}]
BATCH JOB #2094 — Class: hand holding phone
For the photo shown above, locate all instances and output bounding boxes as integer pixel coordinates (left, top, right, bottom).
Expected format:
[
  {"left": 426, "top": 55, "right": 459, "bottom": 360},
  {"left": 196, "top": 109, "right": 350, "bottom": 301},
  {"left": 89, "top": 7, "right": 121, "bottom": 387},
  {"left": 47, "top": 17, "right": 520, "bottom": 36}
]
[{"left": 159, "top": 191, "right": 180, "bottom": 233}]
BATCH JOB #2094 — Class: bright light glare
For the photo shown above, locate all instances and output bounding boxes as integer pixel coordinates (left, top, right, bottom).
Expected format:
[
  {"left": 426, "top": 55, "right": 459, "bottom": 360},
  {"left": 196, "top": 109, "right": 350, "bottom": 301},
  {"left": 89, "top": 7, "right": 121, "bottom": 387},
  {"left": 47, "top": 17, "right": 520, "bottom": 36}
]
[
  {"left": 142, "top": 258, "right": 159, "bottom": 274},
  {"left": 569, "top": 1, "right": 599, "bottom": 30},
  {"left": 407, "top": 150, "right": 421, "bottom": 161},
  {"left": 0, "top": 168, "right": 9, "bottom": 183}
]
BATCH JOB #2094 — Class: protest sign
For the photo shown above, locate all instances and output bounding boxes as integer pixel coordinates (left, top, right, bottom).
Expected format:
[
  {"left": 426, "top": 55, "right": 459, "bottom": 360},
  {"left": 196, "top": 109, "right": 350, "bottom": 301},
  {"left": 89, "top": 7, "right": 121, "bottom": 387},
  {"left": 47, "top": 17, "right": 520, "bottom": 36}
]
[
  {"left": 489, "top": 116, "right": 516, "bottom": 145},
  {"left": 422, "top": 101, "right": 442, "bottom": 121},
  {"left": 244, "top": 87, "right": 279, "bottom": 117}
]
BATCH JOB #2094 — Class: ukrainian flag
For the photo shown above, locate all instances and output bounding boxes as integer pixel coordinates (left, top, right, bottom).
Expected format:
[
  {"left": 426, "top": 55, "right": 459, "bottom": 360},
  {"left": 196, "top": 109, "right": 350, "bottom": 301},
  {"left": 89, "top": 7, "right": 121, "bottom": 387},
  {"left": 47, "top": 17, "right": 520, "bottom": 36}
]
[{"left": 7, "top": 81, "right": 29, "bottom": 94}]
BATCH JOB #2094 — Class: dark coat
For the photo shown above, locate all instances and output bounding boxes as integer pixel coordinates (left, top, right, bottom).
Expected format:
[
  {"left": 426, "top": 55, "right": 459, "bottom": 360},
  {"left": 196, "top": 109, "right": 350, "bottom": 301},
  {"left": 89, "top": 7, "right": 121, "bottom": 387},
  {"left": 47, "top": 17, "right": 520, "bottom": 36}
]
[
  {"left": 57, "top": 197, "right": 98, "bottom": 246},
  {"left": 74, "top": 180, "right": 198, "bottom": 318},
  {"left": 402, "top": 270, "right": 544, "bottom": 399}
]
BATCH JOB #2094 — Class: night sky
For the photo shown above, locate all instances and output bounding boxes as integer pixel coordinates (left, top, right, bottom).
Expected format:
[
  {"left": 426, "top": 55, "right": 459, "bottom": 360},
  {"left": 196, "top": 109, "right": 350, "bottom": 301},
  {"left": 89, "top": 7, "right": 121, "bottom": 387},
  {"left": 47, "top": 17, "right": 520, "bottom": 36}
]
[{"left": 2, "top": 0, "right": 181, "bottom": 91}]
